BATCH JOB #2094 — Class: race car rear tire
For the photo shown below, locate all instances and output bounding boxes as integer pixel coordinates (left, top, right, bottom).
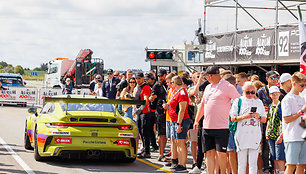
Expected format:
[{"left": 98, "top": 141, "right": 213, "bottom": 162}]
[
  {"left": 124, "top": 157, "right": 136, "bottom": 163},
  {"left": 34, "top": 130, "right": 45, "bottom": 161},
  {"left": 24, "top": 123, "right": 33, "bottom": 150}
]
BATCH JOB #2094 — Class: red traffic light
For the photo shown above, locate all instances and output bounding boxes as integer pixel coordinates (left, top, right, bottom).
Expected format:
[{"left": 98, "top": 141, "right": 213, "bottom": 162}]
[{"left": 149, "top": 52, "right": 156, "bottom": 59}]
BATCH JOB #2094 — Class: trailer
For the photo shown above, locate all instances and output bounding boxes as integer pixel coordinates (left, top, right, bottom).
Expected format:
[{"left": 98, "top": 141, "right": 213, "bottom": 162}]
[{"left": 44, "top": 49, "right": 104, "bottom": 88}]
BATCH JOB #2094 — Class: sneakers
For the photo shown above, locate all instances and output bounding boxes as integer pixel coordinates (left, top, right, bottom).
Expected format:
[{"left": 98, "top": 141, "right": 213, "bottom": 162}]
[
  {"left": 165, "top": 158, "right": 178, "bottom": 167},
  {"left": 189, "top": 166, "right": 201, "bottom": 174},
  {"left": 174, "top": 164, "right": 187, "bottom": 171},
  {"left": 137, "top": 148, "right": 144, "bottom": 155},
  {"left": 137, "top": 152, "right": 151, "bottom": 158}
]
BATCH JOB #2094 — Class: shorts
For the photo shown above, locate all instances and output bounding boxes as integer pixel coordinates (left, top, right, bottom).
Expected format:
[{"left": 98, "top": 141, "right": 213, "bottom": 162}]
[
  {"left": 268, "top": 139, "right": 285, "bottom": 161},
  {"left": 284, "top": 141, "right": 306, "bottom": 165},
  {"left": 171, "top": 118, "right": 191, "bottom": 139},
  {"left": 156, "top": 113, "right": 166, "bottom": 135},
  {"left": 202, "top": 129, "right": 229, "bottom": 153},
  {"left": 227, "top": 131, "right": 235, "bottom": 151},
  {"left": 188, "top": 129, "right": 197, "bottom": 142},
  {"left": 166, "top": 121, "right": 171, "bottom": 139}
]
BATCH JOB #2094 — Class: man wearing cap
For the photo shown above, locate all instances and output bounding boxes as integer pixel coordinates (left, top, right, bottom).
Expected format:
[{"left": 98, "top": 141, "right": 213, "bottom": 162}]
[
  {"left": 279, "top": 73, "right": 292, "bottom": 101},
  {"left": 134, "top": 72, "right": 155, "bottom": 158},
  {"left": 145, "top": 73, "right": 156, "bottom": 88},
  {"left": 102, "top": 69, "right": 120, "bottom": 99},
  {"left": 257, "top": 70, "right": 280, "bottom": 173},
  {"left": 149, "top": 69, "right": 168, "bottom": 161},
  {"left": 194, "top": 66, "right": 240, "bottom": 174}
]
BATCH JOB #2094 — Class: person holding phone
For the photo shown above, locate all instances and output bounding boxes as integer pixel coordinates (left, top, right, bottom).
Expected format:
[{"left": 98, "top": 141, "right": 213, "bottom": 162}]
[{"left": 229, "top": 82, "right": 267, "bottom": 174}]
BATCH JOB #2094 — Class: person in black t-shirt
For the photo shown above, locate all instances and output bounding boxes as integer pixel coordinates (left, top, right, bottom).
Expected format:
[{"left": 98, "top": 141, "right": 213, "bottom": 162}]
[{"left": 149, "top": 69, "right": 168, "bottom": 161}]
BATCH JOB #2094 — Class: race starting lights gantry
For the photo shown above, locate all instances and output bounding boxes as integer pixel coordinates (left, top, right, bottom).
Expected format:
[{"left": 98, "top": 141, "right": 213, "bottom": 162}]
[{"left": 146, "top": 49, "right": 174, "bottom": 60}]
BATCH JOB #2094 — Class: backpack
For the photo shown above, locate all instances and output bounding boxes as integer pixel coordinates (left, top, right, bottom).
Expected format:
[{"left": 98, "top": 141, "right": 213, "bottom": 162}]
[{"left": 229, "top": 97, "right": 242, "bottom": 133}]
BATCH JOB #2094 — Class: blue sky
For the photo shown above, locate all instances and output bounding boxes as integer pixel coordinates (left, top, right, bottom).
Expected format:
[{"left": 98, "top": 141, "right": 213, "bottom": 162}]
[{"left": 0, "top": 0, "right": 305, "bottom": 71}]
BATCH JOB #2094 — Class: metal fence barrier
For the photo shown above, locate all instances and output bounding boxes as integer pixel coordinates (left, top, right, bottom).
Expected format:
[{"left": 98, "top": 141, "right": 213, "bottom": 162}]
[{"left": 0, "top": 88, "right": 90, "bottom": 106}]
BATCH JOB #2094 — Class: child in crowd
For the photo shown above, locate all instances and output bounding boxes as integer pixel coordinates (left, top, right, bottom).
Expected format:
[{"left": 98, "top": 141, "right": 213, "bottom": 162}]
[{"left": 266, "top": 86, "right": 285, "bottom": 174}]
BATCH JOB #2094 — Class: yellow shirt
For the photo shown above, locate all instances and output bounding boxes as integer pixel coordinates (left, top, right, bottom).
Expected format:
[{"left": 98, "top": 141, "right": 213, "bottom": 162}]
[{"left": 166, "top": 87, "right": 176, "bottom": 121}]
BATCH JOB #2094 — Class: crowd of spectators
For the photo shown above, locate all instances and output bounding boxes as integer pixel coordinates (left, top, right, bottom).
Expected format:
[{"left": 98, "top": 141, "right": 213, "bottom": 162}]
[{"left": 61, "top": 67, "right": 306, "bottom": 173}]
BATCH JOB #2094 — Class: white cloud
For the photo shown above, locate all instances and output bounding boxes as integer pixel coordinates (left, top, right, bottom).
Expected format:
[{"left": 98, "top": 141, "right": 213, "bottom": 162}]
[{"left": 0, "top": 0, "right": 305, "bottom": 71}]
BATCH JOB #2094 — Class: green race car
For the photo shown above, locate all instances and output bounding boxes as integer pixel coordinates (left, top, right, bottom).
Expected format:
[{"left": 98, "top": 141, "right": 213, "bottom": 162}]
[{"left": 24, "top": 95, "right": 144, "bottom": 162}]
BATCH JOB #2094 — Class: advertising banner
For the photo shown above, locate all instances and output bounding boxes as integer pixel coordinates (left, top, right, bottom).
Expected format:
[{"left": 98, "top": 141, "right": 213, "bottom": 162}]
[
  {"left": 0, "top": 87, "right": 38, "bottom": 104},
  {"left": 39, "top": 88, "right": 62, "bottom": 105},
  {"left": 236, "top": 29, "right": 275, "bottom": 61},
  {"left": 204, "top": 33, "right": 235, "bottom": 63},
  {"left": 278, "top": 26, "right": 300, "bottom": 60}
]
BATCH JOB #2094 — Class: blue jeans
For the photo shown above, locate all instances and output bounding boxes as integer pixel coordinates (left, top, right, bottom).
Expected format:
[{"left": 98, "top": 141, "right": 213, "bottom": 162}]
[{"left": 268, "top": 139, "right": 285, "bottom": 161}]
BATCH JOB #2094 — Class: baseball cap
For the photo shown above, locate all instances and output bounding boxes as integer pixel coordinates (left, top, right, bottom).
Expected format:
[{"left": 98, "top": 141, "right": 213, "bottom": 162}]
[
  {"left": 279, "top": 73, "right": 291, "bottom": 83},
  {"left": 107, "top": 69, "right": 113, "bottom": 74},
  {"left": 266, "top": 71, "right": 279, "bottom": 78},
  {"left": 144, "top": 73, "right": 154, "bottom": 80},
  {"left": 135, "top": 72, "right": 144, "bottom": 78},
  {"left": 203, "top": 66, "right": 220, "bottom": 75},
  {"left": 269, "top": 86, "right": 280, "bottom": 93},
  {"left": 158, "top": 69, "right": 167, "bottom": 76}
]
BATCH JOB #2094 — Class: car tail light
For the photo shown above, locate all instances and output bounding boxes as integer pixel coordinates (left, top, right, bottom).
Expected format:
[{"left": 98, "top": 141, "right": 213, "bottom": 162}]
[
  {"left": 118, "top": 125, "right": 133, "bottom": 130},
  {"left": 46, "top": 123, "right": 69, "bottom": 128}
]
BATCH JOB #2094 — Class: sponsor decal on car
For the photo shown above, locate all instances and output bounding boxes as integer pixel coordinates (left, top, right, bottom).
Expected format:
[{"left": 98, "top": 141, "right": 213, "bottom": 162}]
[
  {"left": 51, "top": 131, "right": 70, "bottom": 135},
  {"left": 118, "top": 133, "right": 133, "bottom": 137},
  {"left": 82, "top": 140, "right": 106, "bottom": 144},
  {"left": 54, "top": 138, "right": 72, "bottom": 144},
  {"left": 114, "top": 140, "right": 130, "bottom": 146}
]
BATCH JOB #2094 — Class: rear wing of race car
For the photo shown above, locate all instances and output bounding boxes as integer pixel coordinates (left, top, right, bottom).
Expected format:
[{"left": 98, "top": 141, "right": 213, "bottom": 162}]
[{"left": 44, "top": 96, "right": 146, "bottom": 105}]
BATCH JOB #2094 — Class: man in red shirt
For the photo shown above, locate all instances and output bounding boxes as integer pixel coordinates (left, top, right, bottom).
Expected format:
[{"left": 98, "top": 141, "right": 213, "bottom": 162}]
[{"left": 135, "top": 72, "right": 156, "bottom": 158}]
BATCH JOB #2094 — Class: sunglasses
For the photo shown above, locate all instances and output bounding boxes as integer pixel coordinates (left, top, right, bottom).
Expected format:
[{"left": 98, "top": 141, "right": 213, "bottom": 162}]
[
  {"left": 270, "top": 76, "right": 279, "bottom": 80},
  {"left": 107, "top": 73, "right": 112, "bottom": 75},
  {"left": 129, "top": 81, "right": 136, "bottom": 84},
  {"left": 299, "top": 84, "right": 305, "bottom": 88},
  {"left": 245, "top": 91, "right": 256, "bottom": 95},
  {"left": 114, "top": 75, "right": 118, "bottom": 76},
  {"left": 170, "top": 81, "right": 174, "bottom": 84}
]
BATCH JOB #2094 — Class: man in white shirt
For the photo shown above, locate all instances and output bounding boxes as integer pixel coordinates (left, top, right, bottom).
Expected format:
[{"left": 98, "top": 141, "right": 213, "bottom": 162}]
[{"left": 281, "top": 72, "right": 306, "bottom": 174}]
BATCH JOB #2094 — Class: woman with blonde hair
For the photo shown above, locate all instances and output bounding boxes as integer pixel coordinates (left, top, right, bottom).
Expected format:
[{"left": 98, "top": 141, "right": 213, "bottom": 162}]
[{"left": 230, "top": 82, "right": 267, "bottom": 174}]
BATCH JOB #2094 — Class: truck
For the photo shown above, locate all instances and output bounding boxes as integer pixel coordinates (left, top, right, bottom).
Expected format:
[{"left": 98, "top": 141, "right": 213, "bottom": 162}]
[{"left": 44, "top": 49, "right": 104, "bottom": 88}]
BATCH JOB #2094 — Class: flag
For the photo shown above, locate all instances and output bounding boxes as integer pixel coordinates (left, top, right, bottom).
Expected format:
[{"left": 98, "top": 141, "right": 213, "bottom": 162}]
[{"left": 298, "top": 5, "right": 306, "bottom": 75}]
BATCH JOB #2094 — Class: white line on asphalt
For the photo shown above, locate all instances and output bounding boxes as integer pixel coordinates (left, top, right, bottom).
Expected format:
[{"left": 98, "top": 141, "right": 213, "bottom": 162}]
[{"left": 0, "top": 137, "right": 35, "bottom": 174}]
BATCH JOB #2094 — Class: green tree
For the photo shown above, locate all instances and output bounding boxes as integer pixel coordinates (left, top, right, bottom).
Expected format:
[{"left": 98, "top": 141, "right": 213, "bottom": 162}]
[
  {"left": 0, "top": 61, "right": 8, "bottom": 68},
  {"left": 14, "top": 65, "right": 24, "bottom": 75},
  {"left": 40, "top": 63, "right": 48, "bottom": 71},
  {"left": 2, "top": 64, "right": 14, "bottom": 73}
]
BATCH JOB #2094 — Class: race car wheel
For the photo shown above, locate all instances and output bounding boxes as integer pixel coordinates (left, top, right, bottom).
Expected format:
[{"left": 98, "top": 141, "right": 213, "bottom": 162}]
[
  {"left": 24, "top": 122, "right": 33, "bottom": 150},
  {"left": 34, "top": 129, "right": 44, "bottom": 161},
  {"left": 124, "top": 157, "right": 136, "bottom": 163}
]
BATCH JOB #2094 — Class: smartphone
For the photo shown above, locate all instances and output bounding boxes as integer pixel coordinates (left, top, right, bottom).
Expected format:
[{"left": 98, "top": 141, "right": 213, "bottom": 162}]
[{"left": 251, "top": 107, "right": 257, "bottom": 113}]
